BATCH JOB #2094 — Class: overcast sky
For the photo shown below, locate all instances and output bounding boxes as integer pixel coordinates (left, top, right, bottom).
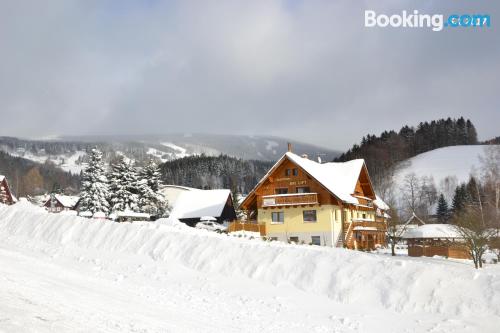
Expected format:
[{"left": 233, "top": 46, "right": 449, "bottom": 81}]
[{"left": 0, "top": 0, "right": 498, "bottom": 150}]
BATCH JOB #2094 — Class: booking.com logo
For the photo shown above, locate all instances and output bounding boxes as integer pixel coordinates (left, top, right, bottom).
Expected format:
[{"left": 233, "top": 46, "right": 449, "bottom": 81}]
[{"left": 365, "top": 10, "right": 491, "bottom": 32}]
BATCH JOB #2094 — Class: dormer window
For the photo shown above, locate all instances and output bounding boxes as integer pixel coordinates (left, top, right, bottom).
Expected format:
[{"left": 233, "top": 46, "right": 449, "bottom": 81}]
[{"left": 285, "top": 169, "right": 291, "bottom": 176}]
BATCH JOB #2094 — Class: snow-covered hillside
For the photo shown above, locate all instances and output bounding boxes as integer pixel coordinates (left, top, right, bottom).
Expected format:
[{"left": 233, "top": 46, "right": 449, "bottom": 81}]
[
  {"left": 0, "top": 202, "right": 499, "bottom": 332},
  {"left": 394, "top": 145, "right": 498, "bottom": 195}
]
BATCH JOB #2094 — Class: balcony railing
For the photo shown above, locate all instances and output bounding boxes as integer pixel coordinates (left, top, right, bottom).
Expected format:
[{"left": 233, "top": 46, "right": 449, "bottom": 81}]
[{"left": 261, "top": 193, "right": 318, "bottom": 207}]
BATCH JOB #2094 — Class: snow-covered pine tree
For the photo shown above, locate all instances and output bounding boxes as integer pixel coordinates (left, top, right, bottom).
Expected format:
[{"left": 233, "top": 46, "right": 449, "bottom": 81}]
[
  {"left": 436, "top": 193, "right": 449, "bottom": 223},
  {"left": 79, "top": 148, "right": 110, "bottom": 215},
  {"left": 137, "top": 159, "right": 168, "bottom": 217},
  {"left": 108, "top": 156, "right": 140, "bottom": 213}
]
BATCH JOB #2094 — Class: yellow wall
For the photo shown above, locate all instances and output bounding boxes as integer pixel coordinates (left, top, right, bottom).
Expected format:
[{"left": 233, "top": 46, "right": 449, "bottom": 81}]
[
  {"left": 258, "top": 205, "right": 376, "bottom": 246},
  {"left": 259, "top": 205, "right": 338, "bottom": 233}
]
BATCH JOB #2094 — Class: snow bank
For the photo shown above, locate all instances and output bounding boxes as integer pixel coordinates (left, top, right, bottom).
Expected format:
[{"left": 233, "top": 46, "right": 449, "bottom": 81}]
[{"left": 0, "top": 203, "right": 499, "bottom": 318}]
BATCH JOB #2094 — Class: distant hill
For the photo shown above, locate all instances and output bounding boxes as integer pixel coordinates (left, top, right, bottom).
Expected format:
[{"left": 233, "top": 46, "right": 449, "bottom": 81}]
[
  {"left": 159, "top": 154, "right": 274, "bottom": 194},
  {"left": 335, "top": 117, "right": 479, "bottom": 189},
  {"left": 393, "top": 145, "right": 497, "bottom": 200},
  {"left": 0, "top": 151, "right": 80, "bottom": 197},
  {"left": 0, "top": 134, "right": 338, "bottom": 175}
]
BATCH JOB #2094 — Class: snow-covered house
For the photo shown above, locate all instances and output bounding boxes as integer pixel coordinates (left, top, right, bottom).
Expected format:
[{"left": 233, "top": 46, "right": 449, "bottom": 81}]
[
  {"left": 0, "top": 175, "right": 17, "bottom": 205},
  {"left": 239, "top": 150, "right": 388, "bottom": 249},
  {"left": 168, "top": 188, "right": 237, "bottom": 226},
  {"left": 402, "top": 224, "right": 469, "bottom": 259},
  {"left": 44, "top": 194, "right": 80, "bottom": 213}
]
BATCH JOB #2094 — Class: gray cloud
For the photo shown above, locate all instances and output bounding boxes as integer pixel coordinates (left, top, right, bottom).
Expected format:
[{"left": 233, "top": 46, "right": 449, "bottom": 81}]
[{"left": 0, "top": 0, "right": 498, "bottom": 150}]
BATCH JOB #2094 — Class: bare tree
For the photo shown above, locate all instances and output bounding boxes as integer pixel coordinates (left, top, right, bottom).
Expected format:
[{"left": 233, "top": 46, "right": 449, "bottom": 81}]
[
  {"left": 480, "top": 145, "right": 500, "bottom": 230},
  {"left": 400, "top": 173, "right": 422, "bottom": 215},
  {"left": 452, "top": 207, "right": 495, "bottom": 269},
  {"left": 439, "top": 176, "right": 458, "bottom": 202}
]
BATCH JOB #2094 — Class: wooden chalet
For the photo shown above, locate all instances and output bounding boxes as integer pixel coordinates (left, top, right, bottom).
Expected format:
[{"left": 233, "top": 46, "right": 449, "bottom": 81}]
[
  {"left": 239, "top": 149, "right": 388, "bottom": 250},
  {"left": 44, "top": 194, "right": 80, "bottom": 213},
  {"left": 0, "top": 175, "right": 17, "bottom": 205},
  {"left": 402, "top": 224, "right": 470, "bottom": 259}
]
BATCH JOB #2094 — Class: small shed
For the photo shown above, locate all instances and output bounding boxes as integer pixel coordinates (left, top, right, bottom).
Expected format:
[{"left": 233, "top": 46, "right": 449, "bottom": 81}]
[
  {"left": 113, "top": 211, "right": 151, "bottom": 223},
  {"left": 402, "top": 224, "right": 470, "bottom": 259},
  {"left": 44, "top": 194, "right": 80, "bottom": 213}
]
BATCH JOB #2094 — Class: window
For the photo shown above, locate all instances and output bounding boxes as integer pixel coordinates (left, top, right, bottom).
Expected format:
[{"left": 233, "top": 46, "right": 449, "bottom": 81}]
[
  {"left": 311, "top": 236, "right": 321, "bottom": 246},
  {"left": 289, "top": 237, "right": 299, "bottom": 243},
  {"left": 271, "top": 211, "right": 284, "bottom": 224},
  {"left": 275, "top": 188, "right": 288, "bottom": 195},
  {"left": 303, "top": 210, "right": 317, "bottom": 222},
  {"left": 362, "top": 213, "right": 366, "bottom": 219},
  {"left": 285, "top": 169, "right": 291, "bottom": 176},
  {"left": 296, "top": 186, "right": 310, "bottom": 193},
  {"left": 293, "top": 168, "right": 298, "bottom": 176}
]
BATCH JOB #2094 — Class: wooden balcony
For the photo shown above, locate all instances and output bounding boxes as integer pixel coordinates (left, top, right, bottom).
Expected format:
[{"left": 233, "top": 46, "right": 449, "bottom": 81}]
[
  {"left": 347, "top": 219, "right": 387, "bottom": 232},
  {"left": 261, "top": 193, "right": 318, "bottom": 207}
]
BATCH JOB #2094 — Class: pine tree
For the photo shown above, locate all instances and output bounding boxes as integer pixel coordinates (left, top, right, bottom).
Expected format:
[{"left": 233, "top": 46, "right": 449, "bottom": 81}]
[
  {"left": 137, "top": 159, "right": 168, "bottom": 217},
  {"left": 436, "top": 193, "right": 449, "bottom": 223},
  {"left": 108, "top": 156, "right": 139, "bottom": 213},
  {"left": 79, "top": 148, "right": 110, "bottom": 215}
]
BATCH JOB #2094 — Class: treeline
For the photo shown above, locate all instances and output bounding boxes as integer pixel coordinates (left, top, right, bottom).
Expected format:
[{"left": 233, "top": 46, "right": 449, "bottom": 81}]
[
  {"left": 0, "top": 151, "right": 80, "bottom": 196},
  {"left": 335, "top": 117, "right": 478, "bottom": 188},
  {"left": 159, "top": 154, "right": 274, "bottom": 194}
]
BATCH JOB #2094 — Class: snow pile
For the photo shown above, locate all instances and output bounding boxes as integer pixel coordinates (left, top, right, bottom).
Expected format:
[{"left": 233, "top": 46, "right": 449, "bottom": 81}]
[{"left": 0, "top": 203, "right": 499, "bottom": 319}]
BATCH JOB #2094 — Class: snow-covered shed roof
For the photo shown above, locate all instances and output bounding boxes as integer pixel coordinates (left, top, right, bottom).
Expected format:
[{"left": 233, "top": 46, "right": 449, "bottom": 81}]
[
  {"left": 402, "top": 224, "right": 462, "bottom": 239},
  {"left": 53, "top": 195, "right": 80, "bottom": 208},
  {"left": 170, "top": 189, "right": 231, "bottom": 220},
  {"left": 44, "top": 194, "right": 79, "bottom": 208}
]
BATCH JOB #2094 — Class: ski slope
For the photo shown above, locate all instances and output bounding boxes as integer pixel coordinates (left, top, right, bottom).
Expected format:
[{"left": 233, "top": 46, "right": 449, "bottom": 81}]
[
  {"left": 394, "top": 145, "right": 498, "bottom": 191},
  {"left": 0, "top": 202, "right": 499, "bottom": 332}
]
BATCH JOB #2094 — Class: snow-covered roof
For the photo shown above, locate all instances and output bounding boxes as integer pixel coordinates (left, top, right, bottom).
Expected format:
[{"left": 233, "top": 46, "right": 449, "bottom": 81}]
[
  {"left": 373, "top": 195, "right": 390, "bottom": 210},
  {"left": 402, "top": 224, "right": 462, "bottom": 239},
  {"left": 284, "top": 152, "right": 366, "bottom": 204},
  {"left": 79, "top": 211, "right": 93, "bottom": 217},
  {"left": 160, "top": 184, "right": 196, "bottom": 191},
  {"left": 51, "top": 195, "right": 80, "bottom": 208},
  {"left": 170, "top": 189, "right": 231, "bottom": 220},
  {"left": 116, "top": 211, "right": 150, "bottom": 219},
  {"left": 0, "top": 175, "right": 5, "bottom": 182},
  {"left": 353, "top": 226, "right": 378, "bottom": 231},
  {"left": 93, "top": 212, "right": 106, "bottom": 218}
]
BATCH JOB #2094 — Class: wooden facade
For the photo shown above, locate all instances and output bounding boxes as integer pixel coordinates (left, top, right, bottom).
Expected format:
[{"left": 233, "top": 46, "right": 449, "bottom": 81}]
[
  {"left": 0, "top": 176, "right": 16, "bottom": 205},
  {"left": 240, "top": 152, "right": 387, "bottom": 250},
  {"left": 406, "top": 238, "right": 470, "bottom": 259}
]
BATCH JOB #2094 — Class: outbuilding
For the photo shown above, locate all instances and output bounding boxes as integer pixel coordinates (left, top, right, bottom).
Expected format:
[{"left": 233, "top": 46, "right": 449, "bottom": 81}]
[{"left": 402, "top": 224, "right": 470, "bottom": 259}]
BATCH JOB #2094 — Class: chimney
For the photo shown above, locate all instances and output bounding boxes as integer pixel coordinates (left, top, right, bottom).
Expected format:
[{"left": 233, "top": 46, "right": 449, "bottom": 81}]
[{"left": 287, "top": 142, "right": 292, "bottom": 152}]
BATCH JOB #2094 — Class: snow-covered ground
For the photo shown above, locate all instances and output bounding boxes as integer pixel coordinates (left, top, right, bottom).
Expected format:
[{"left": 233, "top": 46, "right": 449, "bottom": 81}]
[
  {"left": 0, "top": 202, "right": 499, "bottom": 332},
  {"left": 5, "top": 149, "right": 87, "bottom": 174},
  {"left": 394, "top": 145, "right": 498, "bottom": 192}
]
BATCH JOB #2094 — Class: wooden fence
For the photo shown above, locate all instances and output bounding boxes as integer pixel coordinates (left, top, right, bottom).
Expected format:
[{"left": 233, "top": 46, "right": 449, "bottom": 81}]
[{"left": 227, "top": 221, "right": 266, "bottom": 236}]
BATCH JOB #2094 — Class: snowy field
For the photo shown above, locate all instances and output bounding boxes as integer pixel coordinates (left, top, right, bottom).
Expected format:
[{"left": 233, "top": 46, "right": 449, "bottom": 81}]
[
  {"left": 0, "top": 202, "right": 499, "bottom": 332},
  {"left": 394, "top": 145, "right": 498, "bottom": 190}
]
